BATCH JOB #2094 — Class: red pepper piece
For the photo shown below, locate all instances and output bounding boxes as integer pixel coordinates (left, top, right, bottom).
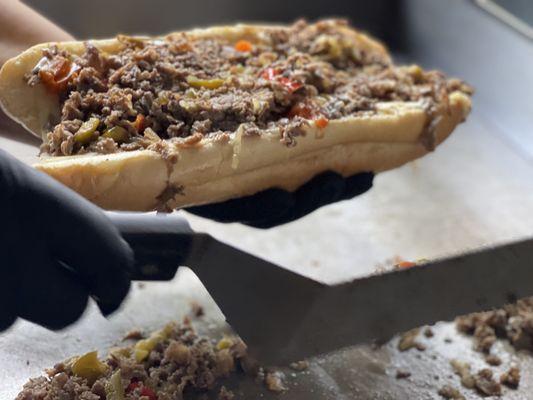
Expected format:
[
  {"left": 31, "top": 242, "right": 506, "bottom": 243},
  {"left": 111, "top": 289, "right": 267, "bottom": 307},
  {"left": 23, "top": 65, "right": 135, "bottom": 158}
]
[
  {"left": 140, "top": 387, "right": 157, "bottom": 400},
  {"left": 38, "top": 57, "right": 79, "bottom": 94},
  {"left": 279, "top": 77, "right": 302, "bottom": 93},
  {"left": 133, "top": 114, "right": 146, "bottom": 133},
  {"left": 314, "top": 117, "right": 329, "bottom": 129},
  {"left": 127, "top": 381, "right": 158, "bottom": 400},
  {"left": 288, "top": 102, "right": 315, "bottom": 119},
  {"left": 261, "top": 68, "right": 302, "bottom": 93},
  {"left": 397, "top": 261, "right": 416, "bottom": 269},
  {"left": 261, "top": 67, "right": 281, "bottom": 80},
  {"left": 235, "top": 40, "right": 253, "bottom": 52}
]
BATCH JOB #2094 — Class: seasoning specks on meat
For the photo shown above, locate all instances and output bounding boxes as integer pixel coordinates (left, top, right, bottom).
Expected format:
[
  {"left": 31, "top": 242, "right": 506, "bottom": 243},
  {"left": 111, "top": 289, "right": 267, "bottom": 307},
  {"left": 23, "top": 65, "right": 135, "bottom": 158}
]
[{"left": 28, "top": 19, "right": 471, "bottom": 157}]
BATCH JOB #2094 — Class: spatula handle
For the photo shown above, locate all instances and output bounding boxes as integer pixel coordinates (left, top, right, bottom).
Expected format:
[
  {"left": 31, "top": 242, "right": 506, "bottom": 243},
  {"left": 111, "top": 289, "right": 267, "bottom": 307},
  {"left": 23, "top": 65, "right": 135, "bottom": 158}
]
[{"left": 106, "top": 212, "right": 195, "bottom": 281}]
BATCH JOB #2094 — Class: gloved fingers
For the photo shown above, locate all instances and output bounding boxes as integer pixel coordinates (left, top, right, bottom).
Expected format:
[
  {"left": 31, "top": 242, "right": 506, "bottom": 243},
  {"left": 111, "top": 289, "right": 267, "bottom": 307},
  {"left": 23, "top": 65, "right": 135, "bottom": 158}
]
[
  {"left": 245, "top": 172, "right": 346, "bottom": 228},
  {"left": 48, "top": 216, "right": 132, "bottom": 315},
  {"left": 29, "top": 186, "right": 133, "bottom": 314},
  {"left": 187, "top": 172, "right": 374, "bottom": 229},
  {"left": 0, "top": 234, "right": 22, "bottom": 331},
  {"left": 1, "top": 152, "right": 132, "bottom": 321},
  {"left": 0, "top": 313, "right": 17, "bottom": 332},
  {"left": 11, "top": 165, "right": 133, "bottom": 314},
  {"left": 0, "top": 266, "right": 17, "bottom": 330},
  {"left": 51, "top": 231, "right": 132, "bottom": 317},
  {"left": 340, "top": 172, "right": 374, "bottom": 200},
  {"left": 188, "top": 172, "right": 351, "bottom": 228},
  {"left": 16, "top": 255, "right": 89, "bottom": 330},
  {"left": 280, "top": 171, "right": 346, "bottom": 223},
  {"left": 186, "top": 188, "right": 295, "bottom": 225},
  {"left": 249, "top": 171, "right": 374, "bottom": 228},
  {"left": 241, "top": 205, "right": 293, "bottom": 229}
]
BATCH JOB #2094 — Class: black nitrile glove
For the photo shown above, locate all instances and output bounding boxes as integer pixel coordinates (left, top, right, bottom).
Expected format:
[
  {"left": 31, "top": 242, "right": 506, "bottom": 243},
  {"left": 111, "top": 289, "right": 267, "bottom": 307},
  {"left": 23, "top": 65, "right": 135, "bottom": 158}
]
[
  {"left": 186, "top": 171, "right": 374, "bottom": 228},
  {"left": 0, "top": 149, "right": 133, "bottom": 331}
]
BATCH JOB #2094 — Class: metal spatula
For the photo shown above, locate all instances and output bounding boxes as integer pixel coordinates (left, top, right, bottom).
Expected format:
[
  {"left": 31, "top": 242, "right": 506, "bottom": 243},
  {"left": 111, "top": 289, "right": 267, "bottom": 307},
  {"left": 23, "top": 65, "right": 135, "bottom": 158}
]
[{"left": 108, "top": 212, "right": 533, "bottom": 366}]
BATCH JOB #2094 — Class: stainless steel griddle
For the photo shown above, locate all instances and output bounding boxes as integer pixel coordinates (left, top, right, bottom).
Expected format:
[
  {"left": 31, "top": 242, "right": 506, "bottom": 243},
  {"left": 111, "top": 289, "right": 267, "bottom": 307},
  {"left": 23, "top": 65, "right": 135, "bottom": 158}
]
[
  {"left": 2, "top": 0, "right": 533, "bottom": 398},
  {"left": 3, "top": 271, "right": 533, "bottom": 399}
]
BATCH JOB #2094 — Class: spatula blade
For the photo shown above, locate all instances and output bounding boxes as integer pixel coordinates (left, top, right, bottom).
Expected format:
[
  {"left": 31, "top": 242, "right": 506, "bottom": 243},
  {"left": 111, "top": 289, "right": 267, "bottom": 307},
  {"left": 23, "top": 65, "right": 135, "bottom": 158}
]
[{"left": 191, "top": 236, "right": 533, "bottom": 365}]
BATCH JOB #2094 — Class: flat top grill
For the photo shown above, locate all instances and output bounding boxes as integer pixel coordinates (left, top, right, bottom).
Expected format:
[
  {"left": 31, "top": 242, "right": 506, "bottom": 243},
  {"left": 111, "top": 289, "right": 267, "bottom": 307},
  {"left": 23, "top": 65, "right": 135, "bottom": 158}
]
[{"left": 2, "top": 0, "right": 533, "bottom": 398}]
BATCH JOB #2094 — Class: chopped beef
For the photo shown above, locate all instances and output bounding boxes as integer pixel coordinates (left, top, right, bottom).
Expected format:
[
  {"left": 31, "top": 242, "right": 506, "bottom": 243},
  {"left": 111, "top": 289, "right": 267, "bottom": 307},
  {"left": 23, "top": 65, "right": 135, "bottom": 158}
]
[
  {"left": 122, "top": 329, "right": 144, "bottom": 341},
  {"left": 27, "top": 19, "right": 471, "bottom": 157},
  {"left": 218, "top": 386, "right": 235, "bottom": 400},
  {"left": 163, "top": 340, "right": 192, "bottom": 365},
  {"left": 500, "top": 366, "right": 520, "bottom": 389},
  {"left": 473, "top": 324, "right": 497, "bottom": 353},
  {"left": 449, "top": 360, "right": 503, "bottom": 397},
  {"left": 450, "top": 360, "right": 475, "bottom": 390},
  {"left": 189, "top": 301, "right": 205, "bottom": 318},
  {"left": 16, "top": 375, "right": 96, "bottom": 400},
  {"left": 15, "top": 322, "right": 253, "bottom": 400},
  {"left": 264, "top": 370, "right": 287, "bottom": 393},
  {"left": 438, "top": 385, "right": 466, "bottom": 400},
  {"left": 424, "top": 327, "right": 435, "bottom": 338},
  {"left": 398, "top": 328, "right": 425, "bottom": 352},
  {"left": 473, "top": 369, "right": 501, "bottom": 396},
  {"left": 456, "top": 297, "right": 533, "bottom": 353},
  {"left": 15, "top": 320, "right": 299, "bottom": 399},
  {"left": 484, "top": 354, "right": 502, "bottom": 366},
  {"left": 289, "top": 360, "right": 309, "bottom": 371}
]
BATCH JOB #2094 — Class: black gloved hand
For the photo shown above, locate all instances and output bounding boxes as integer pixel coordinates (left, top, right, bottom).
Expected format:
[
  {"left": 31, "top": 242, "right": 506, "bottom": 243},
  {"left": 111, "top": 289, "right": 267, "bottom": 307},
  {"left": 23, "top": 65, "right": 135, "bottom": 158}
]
[
  {"left": 0, "top": 149, "right": 133, "bottom": 331},
  {"left": 186, "top": 171, "right": 374, "bottom": 228}
]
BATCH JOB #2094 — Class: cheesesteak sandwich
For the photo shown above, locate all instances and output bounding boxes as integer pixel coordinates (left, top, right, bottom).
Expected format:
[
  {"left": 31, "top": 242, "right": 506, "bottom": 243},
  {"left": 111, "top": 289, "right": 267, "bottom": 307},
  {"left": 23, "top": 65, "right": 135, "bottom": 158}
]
[{"left": 0, "top": 20, "right": 472, "bottom": 211}]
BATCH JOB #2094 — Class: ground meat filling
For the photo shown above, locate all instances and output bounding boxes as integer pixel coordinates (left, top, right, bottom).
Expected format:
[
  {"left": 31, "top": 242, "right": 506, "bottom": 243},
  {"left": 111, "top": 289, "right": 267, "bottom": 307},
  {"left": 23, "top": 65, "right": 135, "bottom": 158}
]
[
  {"left": 27, "top": 19, "right": 472, "bottom": 156},
  {"left": 15, "top": 322, "right": 290, "bottom": 400}
]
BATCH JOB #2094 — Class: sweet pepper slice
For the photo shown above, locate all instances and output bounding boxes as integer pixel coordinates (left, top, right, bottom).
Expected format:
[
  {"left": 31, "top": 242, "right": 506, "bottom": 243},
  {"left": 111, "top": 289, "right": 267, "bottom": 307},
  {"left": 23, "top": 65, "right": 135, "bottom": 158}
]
[
  {"left": 71, "top": 351, "right": 108, "bottom": 384},
  {"left": 74, "top": 118, "right": 100, "bottom": 144},
  {"left": 105, "top": 370, "right": 125, "bottom": 400}
]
